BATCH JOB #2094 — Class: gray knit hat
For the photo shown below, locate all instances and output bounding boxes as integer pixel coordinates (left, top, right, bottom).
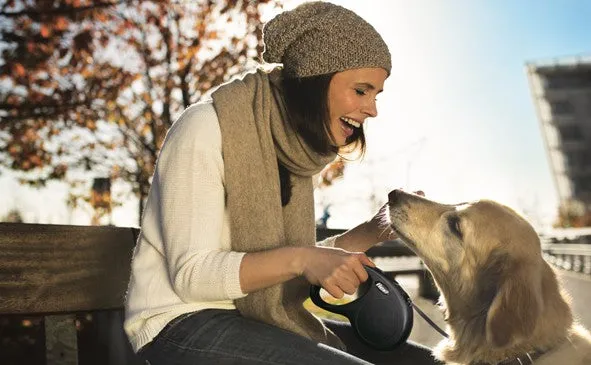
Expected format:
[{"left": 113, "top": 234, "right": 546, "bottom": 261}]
[{"left": 262, "top": 1, "right": 391, "bottom": 78}]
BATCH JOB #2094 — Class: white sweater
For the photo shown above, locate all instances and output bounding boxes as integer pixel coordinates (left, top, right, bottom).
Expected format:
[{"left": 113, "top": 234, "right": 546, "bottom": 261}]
[{"left": 124, "top": 101, "right": 335, "bottom": 352}]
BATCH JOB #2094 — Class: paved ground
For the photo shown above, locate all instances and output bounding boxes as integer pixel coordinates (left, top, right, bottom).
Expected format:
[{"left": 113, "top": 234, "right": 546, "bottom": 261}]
[
  {"left": 396, "top": 268, "right": 591, "bottom": 349},
  {"left": 556, "top": 269, "right": 591, "bottom": 329}
]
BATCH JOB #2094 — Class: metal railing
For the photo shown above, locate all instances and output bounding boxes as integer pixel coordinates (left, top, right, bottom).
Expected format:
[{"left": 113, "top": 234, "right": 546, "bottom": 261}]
[{"left": 542, "top": 241, "right": 591, "bottom": 275}]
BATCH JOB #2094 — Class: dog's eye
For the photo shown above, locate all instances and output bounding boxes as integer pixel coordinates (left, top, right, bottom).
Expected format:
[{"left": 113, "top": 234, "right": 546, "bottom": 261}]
[{"left": 448, "top": 216, "right": 462, "bottom": 238}]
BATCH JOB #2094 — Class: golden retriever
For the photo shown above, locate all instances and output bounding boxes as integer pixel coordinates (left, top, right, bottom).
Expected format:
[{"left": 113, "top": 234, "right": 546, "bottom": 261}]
[{"left": 386, "top": 189, "right": 591, "bottom": 364}]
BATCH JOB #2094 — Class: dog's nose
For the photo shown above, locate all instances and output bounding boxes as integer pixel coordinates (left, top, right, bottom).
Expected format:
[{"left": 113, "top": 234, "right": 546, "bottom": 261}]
[{"left": 388, "top": 189, "right": 402, "bottom": 203}]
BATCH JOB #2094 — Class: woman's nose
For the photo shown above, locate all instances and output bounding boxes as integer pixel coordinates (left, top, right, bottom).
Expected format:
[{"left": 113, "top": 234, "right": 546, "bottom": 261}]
[{"left": 362, "top": 99, "right": 378, "bottom": 118}]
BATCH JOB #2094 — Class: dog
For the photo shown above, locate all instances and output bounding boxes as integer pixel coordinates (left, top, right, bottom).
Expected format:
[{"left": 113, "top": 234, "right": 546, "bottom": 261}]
[{"left": 387, "top": 189, "right": 591, "bottom": 364}]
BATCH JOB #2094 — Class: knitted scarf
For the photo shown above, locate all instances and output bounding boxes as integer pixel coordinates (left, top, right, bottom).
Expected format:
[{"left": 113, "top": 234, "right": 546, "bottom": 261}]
[{"left": 211, "top": 68, "right": 344, "bottom": 349}]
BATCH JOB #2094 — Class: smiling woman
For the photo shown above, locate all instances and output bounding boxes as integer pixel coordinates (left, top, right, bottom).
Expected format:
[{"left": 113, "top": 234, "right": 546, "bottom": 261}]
[{"left": 124, "top": 2, "right": 441, "bottom": 365}]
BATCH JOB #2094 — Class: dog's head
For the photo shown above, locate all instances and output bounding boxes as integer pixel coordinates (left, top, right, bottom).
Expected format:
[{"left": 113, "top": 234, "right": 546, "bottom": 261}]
[{"left": 387, "top": 189, "right": 570, "bottom": 354}]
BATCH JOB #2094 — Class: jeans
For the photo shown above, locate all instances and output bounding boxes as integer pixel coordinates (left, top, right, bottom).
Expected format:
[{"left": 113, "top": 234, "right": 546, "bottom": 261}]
[{"left": 138, "top": 309, "right": 443, "bottom": 365}]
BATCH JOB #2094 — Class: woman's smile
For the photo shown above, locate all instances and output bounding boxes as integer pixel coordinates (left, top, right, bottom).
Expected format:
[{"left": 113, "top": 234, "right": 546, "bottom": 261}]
[{"left": 327, "top": 68, "right": 388, "bottom": 146}]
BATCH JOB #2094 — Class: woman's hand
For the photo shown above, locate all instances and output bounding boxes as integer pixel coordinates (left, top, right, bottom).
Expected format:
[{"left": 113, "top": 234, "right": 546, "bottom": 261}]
[
  {"left": 367, "top": 202, "right": 397, "bottom": 241},
  {"left": 298, "top": 246, "right": 374, "bottom": 299},
  {"left": 334, "top": 189, "right": 426, "bottom": 253}
]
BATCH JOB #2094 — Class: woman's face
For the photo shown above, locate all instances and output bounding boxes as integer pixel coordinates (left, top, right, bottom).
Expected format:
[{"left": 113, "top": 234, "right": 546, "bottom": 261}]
[{"left": 327, "top": 67, "right": 388, "bottom": 147}]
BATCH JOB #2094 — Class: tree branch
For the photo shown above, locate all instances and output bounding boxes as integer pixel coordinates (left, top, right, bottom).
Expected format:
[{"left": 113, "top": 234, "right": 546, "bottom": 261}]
[{"left": 0, "top": 1, "right": 126, "bottom": 18}]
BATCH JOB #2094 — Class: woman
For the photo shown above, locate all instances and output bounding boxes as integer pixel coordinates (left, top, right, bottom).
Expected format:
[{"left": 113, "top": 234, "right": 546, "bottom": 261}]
[{"left": 124, "top": 2, "right": 441, "bottom": 364}]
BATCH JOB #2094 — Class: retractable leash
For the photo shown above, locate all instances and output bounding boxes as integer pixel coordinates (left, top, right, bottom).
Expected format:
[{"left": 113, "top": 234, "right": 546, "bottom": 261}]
[{"left": 310, "top": 266, "right": 448, "bottom": 351}]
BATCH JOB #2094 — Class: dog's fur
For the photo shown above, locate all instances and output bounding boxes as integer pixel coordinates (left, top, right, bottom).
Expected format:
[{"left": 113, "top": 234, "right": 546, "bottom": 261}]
[{"left": 387, "top": 189, "right": 591, "bottom": 364}]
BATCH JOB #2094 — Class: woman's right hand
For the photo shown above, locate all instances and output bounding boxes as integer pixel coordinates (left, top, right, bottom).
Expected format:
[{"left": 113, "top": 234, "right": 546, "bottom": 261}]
[{"left": 298, "top": 246, "right": 375, "bottom": 299}]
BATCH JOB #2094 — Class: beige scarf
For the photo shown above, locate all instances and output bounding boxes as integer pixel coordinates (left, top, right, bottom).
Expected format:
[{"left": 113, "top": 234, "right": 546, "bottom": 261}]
[{"left": 211, "top": 68, "right": 344, "bottom": 349}]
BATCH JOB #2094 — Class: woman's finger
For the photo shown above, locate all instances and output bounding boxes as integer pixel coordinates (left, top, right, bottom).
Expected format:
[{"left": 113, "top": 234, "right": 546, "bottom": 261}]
[{"left": 323, "top": 283, "right": 345, "bottom": 299}]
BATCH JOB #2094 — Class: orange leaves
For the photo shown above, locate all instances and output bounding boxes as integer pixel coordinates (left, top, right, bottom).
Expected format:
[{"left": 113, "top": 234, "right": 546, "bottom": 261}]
[
  {"left": 39, "top": 16, "right": 70, "bottom": 38},
  {"left": 55, "top": 17, "right": 70, "bottom": 31},
  {"left": 7, "top": 127, "right": 51, "bottom": 172},
  {"left": 85, "top": 119, "right": 97, "bottom": 131},
  {"left": 50, "top": 164, "right": 68, "bottom": 179},
  {"left": 207, "top": 30, "right": 218, "bottom": 40},
  {"left": 80, "top": 67, "right": 93, "bottom": 78},
  {"left": 39, "top": 24, "right": 51, "bottom": 38},
  {"left": 140, "top": 123, "right": 151, "bottom": 138},
  {"left": 12, "top": 63, "right": 26, "bottom": 77},
  {"left": 317, "top": 157, "right": 346, "bottom": 188},
  {"left": 1, "top": 0, "right": 280, "bottom": 223},
  {"left": 23, "top": 128, "right": 40, "bottom": 143},
  {"left": 95, "top": 12, "right": 109, "bottom": 24},
  {"left": 141, "top": 92, "right": 152, "bottom": 104},
  {"left": 5, "top": 94, "right": 22, "bottom": 106},
  {"left": 7, "top": 144, "right": 21, "bottom": 157},
  {"left": 64, "top": 0, "right": 83, "bottom": 6}
]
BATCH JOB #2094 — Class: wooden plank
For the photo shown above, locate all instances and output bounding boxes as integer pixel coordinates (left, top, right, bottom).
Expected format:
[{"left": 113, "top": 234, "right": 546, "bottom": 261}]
[
  {"left": 0, "top": 223, "right": 139, "bottom": 314},
  {"left": 45, "top": 314, "right": 78, "bottom": 365}
]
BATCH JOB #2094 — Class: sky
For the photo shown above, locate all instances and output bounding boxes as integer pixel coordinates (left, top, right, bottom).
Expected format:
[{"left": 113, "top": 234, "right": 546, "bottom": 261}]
[
  {"left": 1, "top": 0, "right": 591, "bottom": 230},
  {"left": 311, "top": 0, "right": 591, "bottom": 230}
]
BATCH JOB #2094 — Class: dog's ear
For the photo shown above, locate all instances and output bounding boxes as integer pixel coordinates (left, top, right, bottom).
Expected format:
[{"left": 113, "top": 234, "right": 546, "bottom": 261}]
[{"left": 485, "top": 264, "right": 542, "bottom": 348}]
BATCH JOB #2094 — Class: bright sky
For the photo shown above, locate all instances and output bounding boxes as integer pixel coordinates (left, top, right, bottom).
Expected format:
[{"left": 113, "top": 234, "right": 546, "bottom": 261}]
[
  {"left": 1, "top": 0, "right": 590, "bottom": 230},
  {"left": 312, "top": 0, "right": 591, "bottom": 230}
]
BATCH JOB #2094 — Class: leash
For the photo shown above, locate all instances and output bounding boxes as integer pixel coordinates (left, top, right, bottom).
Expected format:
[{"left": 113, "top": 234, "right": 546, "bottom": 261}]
[{"left": 411, "top": 302, "right": 449, "bottom": 338}]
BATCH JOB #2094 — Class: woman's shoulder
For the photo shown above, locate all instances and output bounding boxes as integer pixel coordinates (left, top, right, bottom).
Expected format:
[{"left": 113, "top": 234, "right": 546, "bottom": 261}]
[{"left": 166, "top": 100, "right": 221, "bottom": 148}]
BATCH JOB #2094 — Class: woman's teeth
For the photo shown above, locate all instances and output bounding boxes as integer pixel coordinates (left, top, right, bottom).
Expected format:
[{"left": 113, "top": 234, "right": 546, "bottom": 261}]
[{"left": 340, "top": 117, "right": 360, "bottom": 128}]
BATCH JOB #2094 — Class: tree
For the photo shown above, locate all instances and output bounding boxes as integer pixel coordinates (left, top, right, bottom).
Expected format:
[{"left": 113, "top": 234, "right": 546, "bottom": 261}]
[
  {"left": 554, "top": 199, "right": 591, "bottom": 228},
  {"left": 0, "top": 0, "right": 280, "bottom": 222}
]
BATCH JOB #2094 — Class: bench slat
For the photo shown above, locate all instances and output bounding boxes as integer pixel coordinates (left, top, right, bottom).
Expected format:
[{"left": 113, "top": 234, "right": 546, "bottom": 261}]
[{"left": 0, "top": 223, "right": 138, "bottom": 314}]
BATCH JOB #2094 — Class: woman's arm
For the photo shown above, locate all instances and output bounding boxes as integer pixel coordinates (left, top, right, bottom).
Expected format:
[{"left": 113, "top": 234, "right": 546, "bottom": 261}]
[
  {"left": 238, "top": 246, "right": 303, "bottom": 293},
  {"left": 332, "top": 203, "right": 395, "bottom": 253},
  {"left": 239, "top": 245, "right": 374, "bottom": 299},
  {"left": 333, "top": 220, "right": 394, "bottom": 253}
]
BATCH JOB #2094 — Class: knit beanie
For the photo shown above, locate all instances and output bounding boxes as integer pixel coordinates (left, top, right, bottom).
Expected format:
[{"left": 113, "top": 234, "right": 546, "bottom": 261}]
[{"left": 262, "top": 1, "right": 391, "bottom": 78}]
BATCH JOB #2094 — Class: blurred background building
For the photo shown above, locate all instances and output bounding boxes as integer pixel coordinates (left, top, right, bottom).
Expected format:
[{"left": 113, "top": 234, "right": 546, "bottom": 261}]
[{"left": 527, "top": 56, "right": 591, "bottom": 227}]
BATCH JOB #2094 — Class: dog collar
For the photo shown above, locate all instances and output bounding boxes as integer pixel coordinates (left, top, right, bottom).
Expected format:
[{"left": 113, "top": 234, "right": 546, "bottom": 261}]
[
  {"left": 497, "top": 349, "right": 546, "bottom": 365},
  {"left": 471, "top": 349, "right": 546, "bottom": 365}
]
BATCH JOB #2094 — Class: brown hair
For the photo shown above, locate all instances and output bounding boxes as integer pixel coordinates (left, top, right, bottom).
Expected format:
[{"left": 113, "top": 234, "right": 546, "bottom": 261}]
[
  {"left": 282, "top": 73, "right": 366, "bottom": 155},
  {"left": 278, "top": 73, "right": 366, "bottom": 206}
]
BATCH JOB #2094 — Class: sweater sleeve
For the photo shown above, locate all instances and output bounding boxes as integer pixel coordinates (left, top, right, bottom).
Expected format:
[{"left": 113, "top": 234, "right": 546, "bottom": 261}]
[
  {"left": 148, "top": 102, "right": 246, "bottom": 302},
  {"left": 316, "top": 234, "right": 339, "bottom": 248}
]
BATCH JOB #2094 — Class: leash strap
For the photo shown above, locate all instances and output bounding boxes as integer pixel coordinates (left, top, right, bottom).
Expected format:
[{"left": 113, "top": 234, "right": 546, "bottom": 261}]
[{"left": 412, "top": 303, "right": 449, "bottom": 338}]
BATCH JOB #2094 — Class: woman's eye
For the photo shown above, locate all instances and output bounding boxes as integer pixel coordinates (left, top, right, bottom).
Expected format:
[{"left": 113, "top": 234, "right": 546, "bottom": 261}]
[
  {"left": 448, "top": 216, "right": 462, "bottom": 238},
  {"left": 355, "top": 88, "right": 367, "bottom": 96}
]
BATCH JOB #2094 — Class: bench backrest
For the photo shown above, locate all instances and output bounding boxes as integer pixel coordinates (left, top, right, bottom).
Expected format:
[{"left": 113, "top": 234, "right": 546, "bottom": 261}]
[
  {"left": 0, "top": 223, "right": 139, "bottom": 365},
  {"left": 0, "top": 223, "right": 139, "bottom": 315}
]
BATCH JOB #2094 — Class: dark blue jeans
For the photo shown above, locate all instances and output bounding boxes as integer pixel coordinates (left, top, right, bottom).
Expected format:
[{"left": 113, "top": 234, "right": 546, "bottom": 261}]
[{"left": 138, "top": 309, "right": 443, "bottom": 365}]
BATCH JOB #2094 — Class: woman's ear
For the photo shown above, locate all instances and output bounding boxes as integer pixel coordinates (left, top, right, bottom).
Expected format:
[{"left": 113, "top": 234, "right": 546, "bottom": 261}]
[{"left": 485, "top": 264, "right": 543, "bottom": 348}]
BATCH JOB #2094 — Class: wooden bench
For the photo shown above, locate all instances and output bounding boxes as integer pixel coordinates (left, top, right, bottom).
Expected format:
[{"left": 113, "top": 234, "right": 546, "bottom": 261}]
[
  {"left": 0, "top": 223, "right": 437, "bottom": 365},
  {"left": 0, "top": 223, "right": 141, "bottom": 365}
]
